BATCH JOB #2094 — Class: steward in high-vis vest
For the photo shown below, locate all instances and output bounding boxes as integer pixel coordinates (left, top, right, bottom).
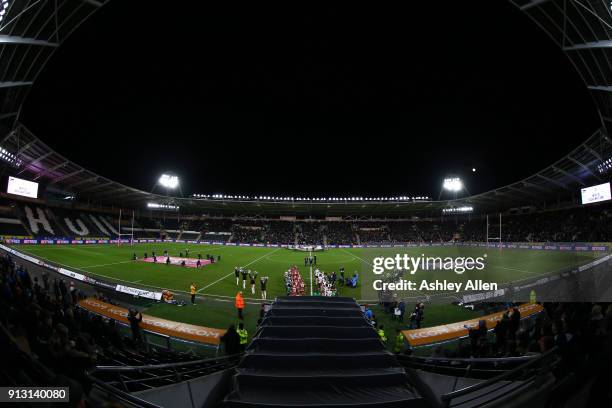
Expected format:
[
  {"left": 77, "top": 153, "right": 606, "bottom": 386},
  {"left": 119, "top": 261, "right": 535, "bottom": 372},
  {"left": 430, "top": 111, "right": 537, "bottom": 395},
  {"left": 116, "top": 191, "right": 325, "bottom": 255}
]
[
  {"left": 394, "top": 329, "right": 404, "bottom": 353},
  {"left": 235, "top": 291, "right": 245, "bottom": 320},
  {"left": 237, "top": 323, "right": 248, "bottom": 351},
  {"left": 377, "top": 324, "right": 387, "bottom": 344},
  {"left": 190, "top": 283, "right": 196, "bottom": 305}
]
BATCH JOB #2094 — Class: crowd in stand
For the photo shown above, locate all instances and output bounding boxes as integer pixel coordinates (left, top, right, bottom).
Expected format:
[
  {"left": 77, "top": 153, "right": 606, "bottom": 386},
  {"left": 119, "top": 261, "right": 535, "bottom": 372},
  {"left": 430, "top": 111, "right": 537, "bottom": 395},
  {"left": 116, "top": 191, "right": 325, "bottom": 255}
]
[
  {"left": 324, "top": 222, "right": 356, "bottom": 245},
  {"left": 0, "top": 253, "right": 109, "bottom": 403},
  {"left": 3, "top": 201, "right": 612, "bottom": 245},
  {"left": 231, "top": 225, "right": 264, "bottom": 243},
  {"left": 357, "top": 227, "right": 390, "bottom": 244},
  {"left": 295, "top": 223, "right": 324, "bottom": 245},
  {"left": 0, "top": 252, "right": 199, "bottom": 407},
  {"left": 425, "top": 302, "right": 612, "bottom": 362},
  {"left": 266, "top": 221, "right": 295, "bottom": 244}
]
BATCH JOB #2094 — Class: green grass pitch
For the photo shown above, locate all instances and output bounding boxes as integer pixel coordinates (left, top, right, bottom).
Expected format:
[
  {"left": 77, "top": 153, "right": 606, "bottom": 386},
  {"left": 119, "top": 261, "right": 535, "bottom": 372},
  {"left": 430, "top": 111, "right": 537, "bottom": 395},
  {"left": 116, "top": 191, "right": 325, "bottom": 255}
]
[{"left": 9, "top": 242, "right": 603, "bottom": 346}]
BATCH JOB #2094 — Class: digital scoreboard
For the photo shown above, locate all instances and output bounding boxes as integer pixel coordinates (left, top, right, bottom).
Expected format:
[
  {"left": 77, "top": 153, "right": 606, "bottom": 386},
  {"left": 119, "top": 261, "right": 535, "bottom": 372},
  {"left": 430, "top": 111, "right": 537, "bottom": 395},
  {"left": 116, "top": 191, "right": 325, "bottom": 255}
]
[
  {"left": 7, "top": 176, "right": 39, "bottom": 199},
  {"left": 581, "top": 182, "right": 611, "bottom": 205}
]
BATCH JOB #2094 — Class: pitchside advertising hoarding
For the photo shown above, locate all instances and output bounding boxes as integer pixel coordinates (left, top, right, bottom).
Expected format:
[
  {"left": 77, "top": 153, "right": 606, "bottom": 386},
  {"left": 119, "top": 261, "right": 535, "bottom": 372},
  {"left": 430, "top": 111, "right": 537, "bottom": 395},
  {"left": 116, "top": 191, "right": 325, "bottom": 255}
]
[
  {"left": 581, "top": 182, "right": 611, "bottom": 205},
  {"left": 1, "top": 237, "right": 606, "bottom": 251},
  {"left": 0, "top": 243, "right": 163, "bottom": 301}
]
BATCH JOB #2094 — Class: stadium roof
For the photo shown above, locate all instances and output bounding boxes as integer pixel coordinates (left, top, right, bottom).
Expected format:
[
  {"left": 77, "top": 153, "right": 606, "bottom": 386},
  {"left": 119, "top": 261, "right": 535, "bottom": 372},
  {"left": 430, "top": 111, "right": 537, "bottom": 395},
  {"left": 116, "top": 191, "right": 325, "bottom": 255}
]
[
  {"left": 0, "top": 0, "right": 108, "bottom": 136},
  {"left": 511, "top": 0, "right": 612, "bottom": 136},
  {"left": 1, "top": 123, "right": 610, "bottom": 216},
  {"left": 0, "top": 0, "right": 610, "bottom": 216}
]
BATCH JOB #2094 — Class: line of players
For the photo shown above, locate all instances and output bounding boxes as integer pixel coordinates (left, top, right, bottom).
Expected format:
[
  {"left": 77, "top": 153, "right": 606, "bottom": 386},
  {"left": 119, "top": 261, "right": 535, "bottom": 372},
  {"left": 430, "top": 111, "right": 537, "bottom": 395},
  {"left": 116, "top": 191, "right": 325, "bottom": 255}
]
[
  {"left": 235, "top": 267, "right": 269, "bottom": 299},
  {"left": 304, "top": 255, "right": 317, "bottom": 266}
]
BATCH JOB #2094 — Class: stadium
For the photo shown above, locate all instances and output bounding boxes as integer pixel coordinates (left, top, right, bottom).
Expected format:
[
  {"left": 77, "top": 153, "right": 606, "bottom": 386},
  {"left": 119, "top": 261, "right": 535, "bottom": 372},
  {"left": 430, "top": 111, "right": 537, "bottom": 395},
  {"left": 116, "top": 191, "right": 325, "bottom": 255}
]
[{"left": 0, "top": 1, "right": 611, "bottom": 407}]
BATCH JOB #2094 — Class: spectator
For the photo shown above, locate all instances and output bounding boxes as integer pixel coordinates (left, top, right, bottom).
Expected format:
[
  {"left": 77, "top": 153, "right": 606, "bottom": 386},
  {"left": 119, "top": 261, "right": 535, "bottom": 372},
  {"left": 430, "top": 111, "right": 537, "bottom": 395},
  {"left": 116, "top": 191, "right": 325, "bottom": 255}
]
[
  {"left": 508, "top": 306, "right": 521, "bottom": 340},
  {"left": 494, "top": 311, "right": 510, "bottom": 354},
  {"left": 467, "top": 320, "right": 488, "bottom": 356},
  {"left": 127, "top": 309, "right": 143, "bottom": 344},
  {"left": 221, "top": 325, "right": 241, "bottom": 355}
]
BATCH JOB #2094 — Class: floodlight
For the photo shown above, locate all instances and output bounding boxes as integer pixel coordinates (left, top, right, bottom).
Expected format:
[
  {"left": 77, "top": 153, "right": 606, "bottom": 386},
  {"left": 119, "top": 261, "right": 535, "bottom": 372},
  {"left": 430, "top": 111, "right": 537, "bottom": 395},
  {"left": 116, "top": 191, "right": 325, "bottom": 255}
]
[
  {"left": 158, "top": 174, "right": 179, "bottom": 189},
  {"left": 443, "top": 177, "right": 463, "bottom": 192}
]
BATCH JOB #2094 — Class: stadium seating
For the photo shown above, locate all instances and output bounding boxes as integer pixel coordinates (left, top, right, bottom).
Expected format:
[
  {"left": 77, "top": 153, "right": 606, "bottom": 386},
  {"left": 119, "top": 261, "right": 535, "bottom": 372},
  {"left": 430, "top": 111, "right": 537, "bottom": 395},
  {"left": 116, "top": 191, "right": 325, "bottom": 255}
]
[
  {"left": 2, "top": 199, "right": 612, "bottom": 244},
  {"left": 0, "top": 252, "right": 207, "bottom": 402}
]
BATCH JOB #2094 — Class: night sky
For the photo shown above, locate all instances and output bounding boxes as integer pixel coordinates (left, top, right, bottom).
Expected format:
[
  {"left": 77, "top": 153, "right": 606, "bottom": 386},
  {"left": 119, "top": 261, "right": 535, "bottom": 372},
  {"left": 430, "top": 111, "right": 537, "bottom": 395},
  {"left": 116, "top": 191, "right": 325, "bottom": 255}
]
[{"left": 21, "top": 1, "right": 599, "bottom": 199}]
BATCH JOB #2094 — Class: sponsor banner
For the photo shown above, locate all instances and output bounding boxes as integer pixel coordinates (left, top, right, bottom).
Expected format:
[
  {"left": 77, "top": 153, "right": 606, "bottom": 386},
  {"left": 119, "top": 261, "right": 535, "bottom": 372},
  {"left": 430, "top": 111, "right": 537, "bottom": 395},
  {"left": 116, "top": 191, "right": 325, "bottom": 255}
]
[
  {"left": 115, "top": 284, "right": 162, "bottom": 301},
  {"left": 78, "top": 298, "right": 225, "bottom": 345},
  {"left": 3, "top": 238, "right": 609, "bottom": 252},
  {"left": 403, "top": 303, "right": 543, "bottom": 347},
  {"left": 0, "top": 244, "right": 87, "bottom": 282},
  {"left": 83, "top": 276, "right": 118, "bottom": 290},
  {"left": 56, "top": 267, "right": 86, "bottom": 282},
  {"left": 461, "top": 288, "right": 506, "bottom": 304}
]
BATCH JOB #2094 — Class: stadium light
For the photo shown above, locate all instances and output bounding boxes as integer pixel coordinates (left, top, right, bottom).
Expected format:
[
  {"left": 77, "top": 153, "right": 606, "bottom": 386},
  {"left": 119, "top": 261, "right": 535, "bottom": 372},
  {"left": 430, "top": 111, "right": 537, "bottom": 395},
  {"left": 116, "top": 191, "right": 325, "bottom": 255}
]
[
  {"left": 443, "top": 177, "right": 463, "bottom": 192},
  {"left": 158, "top": 174, "right": 179, "bottom": 189},
  {"left": 147, "top": 202, "right": 179, "bottom": 210}
]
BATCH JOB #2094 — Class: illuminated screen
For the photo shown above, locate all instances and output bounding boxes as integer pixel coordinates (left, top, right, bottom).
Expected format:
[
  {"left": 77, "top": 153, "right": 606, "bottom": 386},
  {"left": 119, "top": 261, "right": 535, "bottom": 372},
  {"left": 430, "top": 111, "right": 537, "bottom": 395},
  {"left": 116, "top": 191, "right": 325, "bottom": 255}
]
[
  {"left": 581, "top": 182, "right": 611, "bottom": 205},
  {"left": 7, "top": 176, "right": 39, "bottom": 198}
]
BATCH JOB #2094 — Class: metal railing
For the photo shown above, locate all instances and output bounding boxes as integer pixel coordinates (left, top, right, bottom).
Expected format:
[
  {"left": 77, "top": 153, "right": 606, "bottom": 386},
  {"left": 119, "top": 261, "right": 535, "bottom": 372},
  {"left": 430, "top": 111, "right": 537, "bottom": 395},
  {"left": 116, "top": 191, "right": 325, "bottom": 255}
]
[
  {"left": 438, "top": 347, "right": 559, "bottom": 407},
  {"left": 398, "top": 353, "right": 542, "bottom": 379},
  {"left": 88, "top": 353, "right": 242, "bottom": 394}
]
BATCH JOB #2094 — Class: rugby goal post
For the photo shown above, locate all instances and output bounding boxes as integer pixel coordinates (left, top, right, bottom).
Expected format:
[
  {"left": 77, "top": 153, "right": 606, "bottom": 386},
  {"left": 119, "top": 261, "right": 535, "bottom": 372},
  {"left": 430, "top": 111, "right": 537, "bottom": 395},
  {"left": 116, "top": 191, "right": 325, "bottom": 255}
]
[
  {"left": 486, "top": 213, "right": 502, "bottom": 249},
  {"left": 117, "top": 209, "right": 135, "bottom": 246}
]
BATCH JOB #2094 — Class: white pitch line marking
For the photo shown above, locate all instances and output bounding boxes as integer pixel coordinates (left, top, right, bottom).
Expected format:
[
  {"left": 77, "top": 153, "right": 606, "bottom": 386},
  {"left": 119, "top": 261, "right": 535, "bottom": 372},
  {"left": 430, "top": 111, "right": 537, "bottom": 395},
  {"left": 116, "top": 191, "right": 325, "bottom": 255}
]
[
  {"left": 78, "top": 260, "right": 134, "bottom": 269},
  {"left": 197, "top": 248, "right": 281, "bottom": 293}
]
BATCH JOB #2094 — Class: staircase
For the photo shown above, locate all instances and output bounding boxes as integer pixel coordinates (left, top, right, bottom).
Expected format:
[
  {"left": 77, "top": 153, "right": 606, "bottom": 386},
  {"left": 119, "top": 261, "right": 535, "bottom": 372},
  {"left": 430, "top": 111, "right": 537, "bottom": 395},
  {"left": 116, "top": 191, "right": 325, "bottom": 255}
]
[{"left": 223, "top": 296, "right": 422, "bottom": 407}]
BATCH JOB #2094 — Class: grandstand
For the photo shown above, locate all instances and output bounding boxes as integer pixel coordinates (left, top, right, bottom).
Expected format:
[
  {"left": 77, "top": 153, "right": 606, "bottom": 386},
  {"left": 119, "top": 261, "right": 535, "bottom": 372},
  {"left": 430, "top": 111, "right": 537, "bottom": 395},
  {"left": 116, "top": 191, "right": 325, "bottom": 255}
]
[{"left": 0, "top": 0, "right": 611, "bottom": 407}]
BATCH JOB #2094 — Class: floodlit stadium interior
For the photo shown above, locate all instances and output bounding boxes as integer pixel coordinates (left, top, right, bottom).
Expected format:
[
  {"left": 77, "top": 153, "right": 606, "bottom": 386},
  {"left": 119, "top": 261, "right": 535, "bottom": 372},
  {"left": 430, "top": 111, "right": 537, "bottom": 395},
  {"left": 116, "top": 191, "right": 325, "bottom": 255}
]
[{"left": 0, "top": 1, "right": 612, "bottom": 407}]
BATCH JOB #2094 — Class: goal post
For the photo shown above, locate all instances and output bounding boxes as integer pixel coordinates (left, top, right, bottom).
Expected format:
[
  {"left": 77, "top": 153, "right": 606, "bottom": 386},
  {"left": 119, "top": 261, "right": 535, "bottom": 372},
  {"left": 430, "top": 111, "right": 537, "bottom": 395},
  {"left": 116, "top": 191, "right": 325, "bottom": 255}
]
[
  {"left": 486, "top": 213, "right": 502, "bottom": 249},
  {"left": 117, "top": 209, "right": 135, "bottom": 246}
]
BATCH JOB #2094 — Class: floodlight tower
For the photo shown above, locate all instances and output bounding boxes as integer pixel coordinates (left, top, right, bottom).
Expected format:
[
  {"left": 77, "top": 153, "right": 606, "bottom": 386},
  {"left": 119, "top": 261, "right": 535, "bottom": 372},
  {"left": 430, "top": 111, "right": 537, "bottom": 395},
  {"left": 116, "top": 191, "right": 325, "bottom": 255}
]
[
  {"left": 152, "top": 173, "right": 182, "bottom": 229},
  {"left": 441, "top": 177, "right": 463, "bottom": 200},
  {"left": 158, "top": 173, "right": 180, "bottom": 195}
]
